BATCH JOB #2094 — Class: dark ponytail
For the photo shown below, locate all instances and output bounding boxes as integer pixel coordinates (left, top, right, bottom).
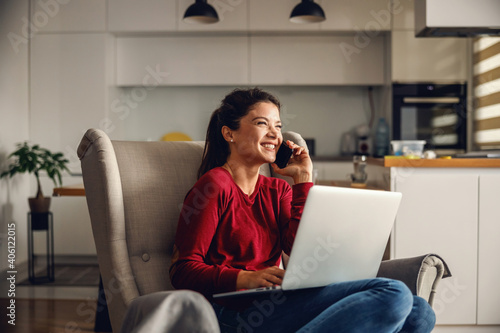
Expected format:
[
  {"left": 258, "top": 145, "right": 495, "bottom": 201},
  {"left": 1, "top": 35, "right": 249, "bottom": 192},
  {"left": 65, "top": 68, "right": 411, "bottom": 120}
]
[{"left": 198, "top": 87, "right": 281, "bottom": 178}]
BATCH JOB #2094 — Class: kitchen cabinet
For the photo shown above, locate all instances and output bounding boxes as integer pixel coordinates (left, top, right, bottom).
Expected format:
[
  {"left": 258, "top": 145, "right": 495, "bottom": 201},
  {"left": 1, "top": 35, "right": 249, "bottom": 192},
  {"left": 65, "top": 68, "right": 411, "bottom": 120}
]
[
  {"left": 390, "top": 0, "right": 468, "bottom": 82},
  {"left": 108, "top": 0, "right": 177, "bottom": 32},
  {"left": 477, "top": 174, "right": 500, "bottom": 325},
  {"left": 117, "top": 35, "right": 385, "bottom": 86},
  {"left": 116, "top": 36, "right": 248, "bottom": 86},
  {"left": 97, "top": 0, "right": 393, "bottom": 34},
  {"left": 30, "top": 0, "right": 105, "bottom": 33},
  {"left": 250, "top": 35, "right": 385, "bottom": 85},
  {"left": 248, "top": 0, "right": 321, "bottom": 32},
  {"left": 391, "top": 30, "right": 468, "bottom": 82},
  {"left": 312, "top": 161, "right": 353, "bottom": 182},
  {"left": 248, "top": 0, "right": 392, "bottom": 32},
  {"left": 319, "top": 0, "right": 392, "bottom": 32},
  {"left": 177, "top": 0, "right": 248, "bottom": 32},
  {"left": 388, "top": 164, "right": 500, "bottom": 328},
  {"left": 391, "top": 169, "right": 478, "bottom": 325}
]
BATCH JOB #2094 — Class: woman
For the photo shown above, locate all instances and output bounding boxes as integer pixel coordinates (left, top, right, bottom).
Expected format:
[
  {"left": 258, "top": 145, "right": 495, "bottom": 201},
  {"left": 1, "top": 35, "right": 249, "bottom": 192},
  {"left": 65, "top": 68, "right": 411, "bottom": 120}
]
[{"left": 170, "top": 88, "right": 435, "bottom": 332}]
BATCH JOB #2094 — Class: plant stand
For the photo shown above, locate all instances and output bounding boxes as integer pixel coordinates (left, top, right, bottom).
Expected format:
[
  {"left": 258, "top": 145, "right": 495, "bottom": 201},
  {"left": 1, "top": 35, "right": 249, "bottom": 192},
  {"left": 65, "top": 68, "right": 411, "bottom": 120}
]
[{"left": 28, "top": 212, "right": 54, "bottom": 283}]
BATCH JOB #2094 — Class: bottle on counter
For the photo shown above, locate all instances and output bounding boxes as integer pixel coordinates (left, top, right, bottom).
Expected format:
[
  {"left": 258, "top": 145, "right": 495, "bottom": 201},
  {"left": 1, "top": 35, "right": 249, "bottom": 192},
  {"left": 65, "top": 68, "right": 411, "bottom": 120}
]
[{"left": 374, "top": 117, "right": 390, "bottom": 157}]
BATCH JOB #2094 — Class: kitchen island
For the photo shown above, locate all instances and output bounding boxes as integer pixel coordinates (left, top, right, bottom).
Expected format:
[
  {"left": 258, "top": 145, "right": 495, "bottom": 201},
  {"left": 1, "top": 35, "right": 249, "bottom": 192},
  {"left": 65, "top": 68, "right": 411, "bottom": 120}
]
[{"left": 383, "top": 157, "right": 500, "bottom": 332}]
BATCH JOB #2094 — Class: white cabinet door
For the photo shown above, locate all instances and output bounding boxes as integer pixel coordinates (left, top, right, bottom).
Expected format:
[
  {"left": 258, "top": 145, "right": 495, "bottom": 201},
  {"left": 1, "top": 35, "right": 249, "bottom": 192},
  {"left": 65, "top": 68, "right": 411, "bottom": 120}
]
[
  {"left": 116, "top": 36, "right": 248, "bottom": 86},
  {"left": 477, "top": 174, "right": 500, "bottom": 325},
  {"left": 393, "top": 169, "right": 478, "bottom": 325},
  {"left": 30, "top": 0, "right": 105, "bottom": 32},
  {"left": 320, "top": 0, "right": 392, "bottom": 31},
  {"left": 250, "top": 35, "right": 385, "bottom": 85},
  {"left": 178, "top": 0, "right": 248, "bottom": 31},
  {"left": 108, "top": 0, "right": 177, "bottom": 32},
  {"left": 249, "top": 0, "right": 321, "bottom": 31},
  {"left": 391, "top": 30, "right": 468, "bottom": 82}
]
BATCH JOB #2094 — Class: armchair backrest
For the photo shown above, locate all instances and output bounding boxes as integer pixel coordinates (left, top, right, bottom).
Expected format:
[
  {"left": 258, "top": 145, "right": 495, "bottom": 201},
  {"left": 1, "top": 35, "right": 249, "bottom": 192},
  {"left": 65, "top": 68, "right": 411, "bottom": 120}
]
[{"left": 77, "top": 128, "right": 306, "bottom": 332}]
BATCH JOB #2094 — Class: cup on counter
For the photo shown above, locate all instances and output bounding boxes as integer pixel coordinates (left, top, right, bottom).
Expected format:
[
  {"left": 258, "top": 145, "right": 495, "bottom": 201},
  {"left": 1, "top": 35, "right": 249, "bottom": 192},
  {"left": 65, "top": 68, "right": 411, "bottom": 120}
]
[{"left": 350, "top": 155, "right": 368, "bottom": 187}]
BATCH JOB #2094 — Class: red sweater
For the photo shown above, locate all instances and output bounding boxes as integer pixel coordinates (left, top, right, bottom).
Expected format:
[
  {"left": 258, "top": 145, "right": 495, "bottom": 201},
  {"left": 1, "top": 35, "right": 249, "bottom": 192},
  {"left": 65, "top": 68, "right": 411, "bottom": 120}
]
[{"left": 170, "top": 167, "right": 313, "bottom": 297}]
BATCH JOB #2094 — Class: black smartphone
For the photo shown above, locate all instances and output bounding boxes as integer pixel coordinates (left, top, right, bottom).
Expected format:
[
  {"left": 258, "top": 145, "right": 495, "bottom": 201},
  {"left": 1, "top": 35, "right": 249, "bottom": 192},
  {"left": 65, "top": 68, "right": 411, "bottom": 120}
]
[{"left": 274, "top": 143, "right": 293, "bottom": 169}]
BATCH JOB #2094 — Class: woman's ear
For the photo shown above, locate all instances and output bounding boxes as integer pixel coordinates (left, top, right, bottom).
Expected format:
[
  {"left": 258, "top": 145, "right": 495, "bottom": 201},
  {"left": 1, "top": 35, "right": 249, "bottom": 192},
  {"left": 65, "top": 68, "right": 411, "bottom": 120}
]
[{"left": 221, "top": 126, "right": 234, "bottom": 143}]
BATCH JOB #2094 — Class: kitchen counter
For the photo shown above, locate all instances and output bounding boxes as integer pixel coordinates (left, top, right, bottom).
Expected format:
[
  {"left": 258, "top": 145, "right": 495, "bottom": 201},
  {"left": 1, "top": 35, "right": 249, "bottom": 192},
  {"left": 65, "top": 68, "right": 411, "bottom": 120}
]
[
  {"left": 313, "top": 156, "right": 385, "bottom": 166},
  {"left": 384, "top": 157, "right": 500, "bottom": 168},
  {"left": 316, "top": 180, "right": 386, "bottom": 191}
]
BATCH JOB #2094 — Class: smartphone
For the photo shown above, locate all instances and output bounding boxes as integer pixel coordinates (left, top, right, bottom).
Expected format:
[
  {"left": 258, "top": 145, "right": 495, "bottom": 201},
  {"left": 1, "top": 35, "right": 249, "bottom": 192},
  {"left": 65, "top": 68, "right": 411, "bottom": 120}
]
[{"left": 274, "top": 143, "right": 293, "bottom": 169}]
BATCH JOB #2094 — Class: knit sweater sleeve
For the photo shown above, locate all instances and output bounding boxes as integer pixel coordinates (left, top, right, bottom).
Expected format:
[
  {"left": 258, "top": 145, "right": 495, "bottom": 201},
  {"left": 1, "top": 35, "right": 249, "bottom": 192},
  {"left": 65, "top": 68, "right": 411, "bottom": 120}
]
[
  {"left": 169, "top": 172, "right": 240, "bottom": 296},
  {"left": 279, "top": 181, "right": 314, "bottom": 255}
]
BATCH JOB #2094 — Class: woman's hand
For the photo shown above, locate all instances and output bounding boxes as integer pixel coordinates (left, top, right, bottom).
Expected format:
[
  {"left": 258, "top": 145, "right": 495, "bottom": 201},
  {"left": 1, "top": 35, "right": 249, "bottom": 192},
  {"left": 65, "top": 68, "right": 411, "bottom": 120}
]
[
  {"left": 236, "top": 266, "right": 285, "bottom": 290},
  {"left": 271, "top": 140, "right": 313, "bottom": 184}
]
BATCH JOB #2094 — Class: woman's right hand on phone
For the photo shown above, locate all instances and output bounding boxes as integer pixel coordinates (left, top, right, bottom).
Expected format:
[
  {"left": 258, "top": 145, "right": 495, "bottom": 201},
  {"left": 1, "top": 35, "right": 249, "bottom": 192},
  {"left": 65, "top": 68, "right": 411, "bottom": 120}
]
[
  {"left": 272, "top": 140, "right": 313, "bottom": 184},
  {"left": 236, "top": 266, "right": 285, "bottom": 290}
]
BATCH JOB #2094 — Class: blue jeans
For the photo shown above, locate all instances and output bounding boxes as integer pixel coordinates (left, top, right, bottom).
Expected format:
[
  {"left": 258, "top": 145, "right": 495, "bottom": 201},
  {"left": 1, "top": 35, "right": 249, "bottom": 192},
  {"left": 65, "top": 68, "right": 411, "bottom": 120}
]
[{"left": 212, "top": 278, "right": 435, "bottom": 333}]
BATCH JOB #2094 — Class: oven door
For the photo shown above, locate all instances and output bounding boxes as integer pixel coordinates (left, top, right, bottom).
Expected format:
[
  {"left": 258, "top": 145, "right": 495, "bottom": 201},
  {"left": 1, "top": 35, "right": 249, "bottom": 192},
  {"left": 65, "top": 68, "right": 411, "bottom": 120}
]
[{"left": 393, "top": 96, "right": 467, "bottom": 152}]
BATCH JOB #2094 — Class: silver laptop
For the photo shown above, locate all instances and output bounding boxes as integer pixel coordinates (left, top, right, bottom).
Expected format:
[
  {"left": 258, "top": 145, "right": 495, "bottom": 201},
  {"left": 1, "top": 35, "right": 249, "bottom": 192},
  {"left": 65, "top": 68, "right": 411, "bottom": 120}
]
[{"left": 213, "top": 185, "right": 402, "bottom": 299}]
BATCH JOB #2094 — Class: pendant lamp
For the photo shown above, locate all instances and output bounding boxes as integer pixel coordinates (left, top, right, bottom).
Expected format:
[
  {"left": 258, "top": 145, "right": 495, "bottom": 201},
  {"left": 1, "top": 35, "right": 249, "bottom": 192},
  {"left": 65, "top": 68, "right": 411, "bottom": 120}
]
[
  {"left": 183, "top": 0, "right": 219, "bottom": 24},
  {"left": 290, "top": 0, "right": 326, "bottom": 24}
]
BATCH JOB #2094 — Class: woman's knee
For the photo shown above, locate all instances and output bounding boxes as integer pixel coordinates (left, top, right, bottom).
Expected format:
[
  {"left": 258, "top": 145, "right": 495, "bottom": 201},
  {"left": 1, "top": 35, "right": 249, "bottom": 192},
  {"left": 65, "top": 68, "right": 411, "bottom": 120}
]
[
  {"left": 413, "top": 295, "right": 435, "bottom": 318},
  {"left": 373, "top": 278, "right": 413, "bottom": 323},
  {"left": 401, "top": 296, "right": 436, "bottom": 333}
]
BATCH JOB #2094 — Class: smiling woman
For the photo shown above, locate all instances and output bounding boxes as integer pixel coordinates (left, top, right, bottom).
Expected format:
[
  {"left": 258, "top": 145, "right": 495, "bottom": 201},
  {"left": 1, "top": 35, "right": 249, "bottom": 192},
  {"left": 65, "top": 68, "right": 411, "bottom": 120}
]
[
  {"left": 170, "top": 87, "right": 314, "bottom": 297},
  {"left": 221, "top": 102, "right": 283, "bottom": 177},
  {"left": 197, "top": 88, "right": 284, "bottom": 178},
  {"left": 168, "top": 87, "right": 436, "bottom": 332}
]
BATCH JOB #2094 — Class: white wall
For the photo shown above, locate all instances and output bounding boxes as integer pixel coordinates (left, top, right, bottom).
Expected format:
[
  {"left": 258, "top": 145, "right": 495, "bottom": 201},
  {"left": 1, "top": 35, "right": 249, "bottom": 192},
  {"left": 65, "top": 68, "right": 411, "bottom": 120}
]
[
  {"left": 29, "top": 34, "right": 115, "bottom": 256},
  {"left": 114, "top": 85, "right": 385, "bottom": 156},
  {"left": 0, "top": 0, "right": 30, "bottom": 271}
]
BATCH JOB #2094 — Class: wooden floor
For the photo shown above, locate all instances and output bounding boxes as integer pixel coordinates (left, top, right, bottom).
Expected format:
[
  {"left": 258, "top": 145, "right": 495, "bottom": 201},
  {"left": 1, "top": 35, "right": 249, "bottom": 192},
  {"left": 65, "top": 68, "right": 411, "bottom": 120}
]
[{"left": 0, "top": 298, "right": 106, "bottom": 333}]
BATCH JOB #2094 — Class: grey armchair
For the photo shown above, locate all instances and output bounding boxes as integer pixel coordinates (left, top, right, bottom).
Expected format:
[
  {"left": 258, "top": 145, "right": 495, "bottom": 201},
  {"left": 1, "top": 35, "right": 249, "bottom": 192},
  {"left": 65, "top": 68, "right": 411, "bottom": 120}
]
[{"left": 78, "top": 128, "right": 450, "bottom": 333}]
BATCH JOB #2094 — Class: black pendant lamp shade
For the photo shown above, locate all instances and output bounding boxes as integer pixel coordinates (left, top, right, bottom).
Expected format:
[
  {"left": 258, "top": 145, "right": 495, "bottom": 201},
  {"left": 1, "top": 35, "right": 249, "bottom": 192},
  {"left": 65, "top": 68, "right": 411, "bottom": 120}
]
[
  {"left": 183, "top": 0, "right": 219, "bottom": 24},
  {"left": 290, "top": 0, "right": 326, "bottom": 24}
]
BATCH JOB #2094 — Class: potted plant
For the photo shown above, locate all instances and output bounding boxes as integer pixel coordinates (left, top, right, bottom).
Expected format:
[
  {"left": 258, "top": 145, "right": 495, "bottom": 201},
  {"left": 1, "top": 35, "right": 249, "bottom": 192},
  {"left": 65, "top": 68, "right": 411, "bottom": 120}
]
[{"left": 0, "top": 142, "right": 70, "bottom": 213}]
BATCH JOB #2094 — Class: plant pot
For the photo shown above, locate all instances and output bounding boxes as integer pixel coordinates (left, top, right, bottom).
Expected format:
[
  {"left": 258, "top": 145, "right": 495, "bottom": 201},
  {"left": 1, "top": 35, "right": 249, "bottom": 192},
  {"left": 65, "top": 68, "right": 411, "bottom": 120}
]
[{"left": 28, "top": 197, "right": 51, "bottom": 213}]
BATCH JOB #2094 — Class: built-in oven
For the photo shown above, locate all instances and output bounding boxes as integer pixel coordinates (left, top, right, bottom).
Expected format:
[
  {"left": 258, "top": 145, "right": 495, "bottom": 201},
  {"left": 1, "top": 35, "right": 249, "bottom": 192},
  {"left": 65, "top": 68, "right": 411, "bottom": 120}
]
[{"left": 392, "top": 83, "right": 467, "bottom": 154}]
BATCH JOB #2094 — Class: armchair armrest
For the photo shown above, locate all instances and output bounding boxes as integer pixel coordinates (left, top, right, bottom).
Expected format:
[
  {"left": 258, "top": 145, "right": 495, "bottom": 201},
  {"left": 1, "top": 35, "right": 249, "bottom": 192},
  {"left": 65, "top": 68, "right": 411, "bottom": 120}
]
[{"left": 377, "top": 254, "right": 451, "bottom": 306}]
